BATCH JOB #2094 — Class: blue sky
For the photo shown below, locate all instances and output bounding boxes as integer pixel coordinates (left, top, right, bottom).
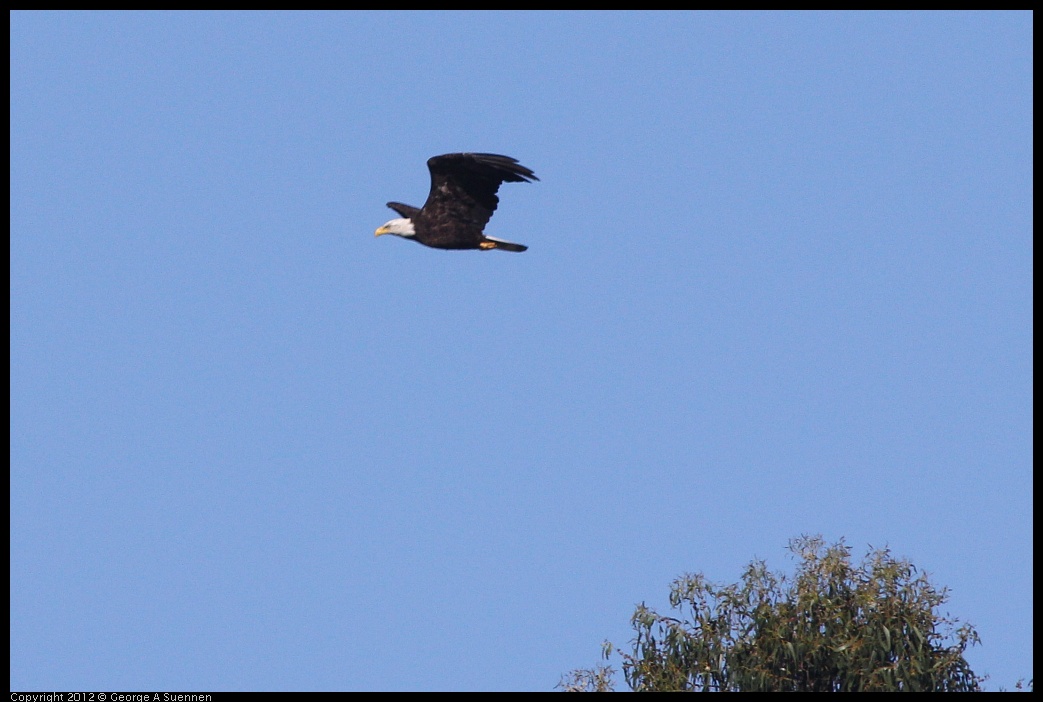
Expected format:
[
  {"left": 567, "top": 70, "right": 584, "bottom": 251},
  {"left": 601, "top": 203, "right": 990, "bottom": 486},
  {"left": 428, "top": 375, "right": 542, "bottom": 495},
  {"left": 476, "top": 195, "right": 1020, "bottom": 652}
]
[{"left": 10, "top": 11, "right": 1032, "bottom": 691}]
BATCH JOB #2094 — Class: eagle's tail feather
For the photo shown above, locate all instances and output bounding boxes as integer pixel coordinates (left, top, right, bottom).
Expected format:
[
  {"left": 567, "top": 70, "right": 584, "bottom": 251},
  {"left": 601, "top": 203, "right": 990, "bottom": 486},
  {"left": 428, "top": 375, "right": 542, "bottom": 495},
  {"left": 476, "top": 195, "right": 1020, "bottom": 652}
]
[{"left": 480, "top": 236, "right": 528, "bottom": 253}]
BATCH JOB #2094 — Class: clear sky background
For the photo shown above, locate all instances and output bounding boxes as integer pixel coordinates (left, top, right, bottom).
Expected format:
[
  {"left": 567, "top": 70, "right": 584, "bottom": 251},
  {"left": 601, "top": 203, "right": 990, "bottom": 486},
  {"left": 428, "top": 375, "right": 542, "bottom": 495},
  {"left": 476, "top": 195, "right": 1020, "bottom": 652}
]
[{"left": 10, "top": 11, "right": 1032, "bottom": 692}]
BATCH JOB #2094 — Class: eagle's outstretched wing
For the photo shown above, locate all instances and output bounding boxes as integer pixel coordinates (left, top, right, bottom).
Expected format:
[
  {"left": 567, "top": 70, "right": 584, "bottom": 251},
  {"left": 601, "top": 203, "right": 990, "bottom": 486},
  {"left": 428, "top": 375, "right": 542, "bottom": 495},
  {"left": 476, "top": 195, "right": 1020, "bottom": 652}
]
[{"left": 421, "top": 153, "right": 539, "bottom": 234}]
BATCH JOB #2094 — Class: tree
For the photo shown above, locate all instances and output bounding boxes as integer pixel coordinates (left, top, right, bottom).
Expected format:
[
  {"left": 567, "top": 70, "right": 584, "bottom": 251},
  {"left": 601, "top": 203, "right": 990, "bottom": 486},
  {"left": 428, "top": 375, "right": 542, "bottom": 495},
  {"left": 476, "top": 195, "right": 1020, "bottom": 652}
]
[{"left": 560, "top": 536, "right": 984, "bottom": 692}]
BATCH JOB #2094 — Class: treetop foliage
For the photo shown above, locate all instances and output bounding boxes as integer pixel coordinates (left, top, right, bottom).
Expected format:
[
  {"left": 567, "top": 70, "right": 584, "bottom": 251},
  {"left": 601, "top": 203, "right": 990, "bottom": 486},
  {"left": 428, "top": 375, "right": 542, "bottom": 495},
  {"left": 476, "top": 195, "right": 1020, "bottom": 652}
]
[{"left": 560, "top": 535, "right": 985, "bottom": 692}]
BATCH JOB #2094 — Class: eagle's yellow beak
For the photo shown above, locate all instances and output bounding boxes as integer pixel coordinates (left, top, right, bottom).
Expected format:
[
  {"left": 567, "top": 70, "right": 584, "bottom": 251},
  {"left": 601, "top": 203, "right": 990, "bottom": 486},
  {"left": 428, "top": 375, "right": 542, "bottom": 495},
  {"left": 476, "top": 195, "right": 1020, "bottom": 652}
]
[{"left": 374, "top": 226, "right": 390, "bottom": 237}]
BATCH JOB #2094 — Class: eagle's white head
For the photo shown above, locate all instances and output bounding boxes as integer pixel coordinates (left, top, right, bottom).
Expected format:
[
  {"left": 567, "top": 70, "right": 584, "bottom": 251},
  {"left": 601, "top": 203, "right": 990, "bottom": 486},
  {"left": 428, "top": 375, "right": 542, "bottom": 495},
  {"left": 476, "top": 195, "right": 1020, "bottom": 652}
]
[{"left": 374, "top": 218, "right": 416, "bottom": 239}]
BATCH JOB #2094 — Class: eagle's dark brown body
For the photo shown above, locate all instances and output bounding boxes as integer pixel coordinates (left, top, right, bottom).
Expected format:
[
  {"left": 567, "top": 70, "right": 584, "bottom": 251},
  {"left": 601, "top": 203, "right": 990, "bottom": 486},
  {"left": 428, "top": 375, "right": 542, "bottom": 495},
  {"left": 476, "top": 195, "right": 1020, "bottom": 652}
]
[{"left": 377, "top": 153, "right": 538, "bottom": 252}]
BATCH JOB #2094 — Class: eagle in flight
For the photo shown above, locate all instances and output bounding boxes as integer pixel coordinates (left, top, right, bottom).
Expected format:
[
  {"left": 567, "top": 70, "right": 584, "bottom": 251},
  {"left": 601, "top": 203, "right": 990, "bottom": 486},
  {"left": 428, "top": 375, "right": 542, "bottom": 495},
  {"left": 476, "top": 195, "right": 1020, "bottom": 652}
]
[{"left": 375, "top": 153, "right": 538, "bottom": 252}]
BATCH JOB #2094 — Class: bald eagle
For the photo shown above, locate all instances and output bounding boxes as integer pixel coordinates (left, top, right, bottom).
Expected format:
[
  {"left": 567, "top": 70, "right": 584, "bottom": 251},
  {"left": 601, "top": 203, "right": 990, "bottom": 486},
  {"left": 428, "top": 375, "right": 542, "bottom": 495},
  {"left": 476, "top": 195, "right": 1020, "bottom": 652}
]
[{"left": 375, "top": 152, "right": 538, "bottom": 252}]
